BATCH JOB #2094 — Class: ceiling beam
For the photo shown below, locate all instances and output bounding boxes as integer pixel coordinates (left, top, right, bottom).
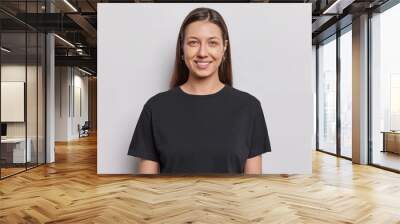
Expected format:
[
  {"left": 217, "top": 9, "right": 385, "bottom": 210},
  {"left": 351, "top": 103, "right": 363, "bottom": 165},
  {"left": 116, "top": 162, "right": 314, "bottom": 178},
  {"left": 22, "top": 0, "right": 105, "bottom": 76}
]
[{"left": 55, "top": 55, "right": 96, "bottom": 71}]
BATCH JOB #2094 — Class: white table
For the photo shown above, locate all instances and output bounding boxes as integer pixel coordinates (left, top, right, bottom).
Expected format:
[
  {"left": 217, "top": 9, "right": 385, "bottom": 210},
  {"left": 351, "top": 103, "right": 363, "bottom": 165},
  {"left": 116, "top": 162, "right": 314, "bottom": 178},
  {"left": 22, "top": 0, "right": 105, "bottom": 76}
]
[{"left": 1, "top": 138, "right": 32, "bottom": 163}]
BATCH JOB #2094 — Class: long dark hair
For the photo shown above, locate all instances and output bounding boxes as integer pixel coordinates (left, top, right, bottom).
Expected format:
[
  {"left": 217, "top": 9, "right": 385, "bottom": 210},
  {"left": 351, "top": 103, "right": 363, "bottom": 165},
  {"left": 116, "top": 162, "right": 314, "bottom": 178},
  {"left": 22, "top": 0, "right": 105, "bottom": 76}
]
[{"left": 170, "top": 7, "right": 233, "bottom": 88}]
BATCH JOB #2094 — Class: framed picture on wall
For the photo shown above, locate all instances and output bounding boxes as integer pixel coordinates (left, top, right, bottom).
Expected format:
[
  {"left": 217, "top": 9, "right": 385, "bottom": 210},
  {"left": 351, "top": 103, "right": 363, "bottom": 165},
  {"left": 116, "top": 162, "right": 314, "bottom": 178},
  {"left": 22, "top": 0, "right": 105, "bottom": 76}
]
[{"left": 1, "top": 81, "right": 25, "bottom": 122}]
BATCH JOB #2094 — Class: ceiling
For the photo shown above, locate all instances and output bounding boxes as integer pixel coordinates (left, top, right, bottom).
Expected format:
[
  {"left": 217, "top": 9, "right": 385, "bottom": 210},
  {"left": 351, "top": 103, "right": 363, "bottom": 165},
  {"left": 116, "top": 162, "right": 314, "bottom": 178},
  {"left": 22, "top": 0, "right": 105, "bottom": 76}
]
[{"left": 0, "top": 0, "right": 393, "bottom": 75}]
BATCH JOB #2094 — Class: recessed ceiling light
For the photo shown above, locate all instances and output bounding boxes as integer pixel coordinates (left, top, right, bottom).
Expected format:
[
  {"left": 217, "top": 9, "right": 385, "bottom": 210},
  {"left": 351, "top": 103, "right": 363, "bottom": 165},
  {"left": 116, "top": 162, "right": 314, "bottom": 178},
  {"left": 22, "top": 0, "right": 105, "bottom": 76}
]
[
  {"left": 322, "top": 0, "right": 354, "bottom": 15},
  {"left": 1, "top": 47, "right": 11, "bottom": 53},
  {"left": 63, "top": 0, "right": 78, "bottom": 12},
  {"left": 77, "top": 67, "right": 93, "bottom": 76},
  {"left": 54, "top": 34, "right": 75, "bottom": 48}
]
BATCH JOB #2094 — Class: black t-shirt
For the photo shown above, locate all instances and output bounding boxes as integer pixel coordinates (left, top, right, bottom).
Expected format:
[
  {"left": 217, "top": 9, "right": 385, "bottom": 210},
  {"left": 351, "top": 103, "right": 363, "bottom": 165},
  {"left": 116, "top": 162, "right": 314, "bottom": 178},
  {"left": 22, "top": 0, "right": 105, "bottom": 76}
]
[{"left": 127, "top": 85, "right": 271, "bottom": 174}]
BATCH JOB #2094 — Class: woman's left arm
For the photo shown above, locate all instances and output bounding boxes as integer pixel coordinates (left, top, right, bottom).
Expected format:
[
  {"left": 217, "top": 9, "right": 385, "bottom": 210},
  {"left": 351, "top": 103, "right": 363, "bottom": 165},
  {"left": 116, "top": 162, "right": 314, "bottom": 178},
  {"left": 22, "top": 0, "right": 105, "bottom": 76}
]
[{"left": 244, "top": 155, "right": 262, "bottom": 174}]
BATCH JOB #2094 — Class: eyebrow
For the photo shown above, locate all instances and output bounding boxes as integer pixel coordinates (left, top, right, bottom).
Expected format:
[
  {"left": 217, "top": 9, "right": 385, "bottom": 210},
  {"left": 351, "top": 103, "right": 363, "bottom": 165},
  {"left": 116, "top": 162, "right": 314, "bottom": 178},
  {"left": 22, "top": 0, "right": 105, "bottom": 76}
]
[{"left": 187, "top": 36, "right": 220, "bottom": 40}]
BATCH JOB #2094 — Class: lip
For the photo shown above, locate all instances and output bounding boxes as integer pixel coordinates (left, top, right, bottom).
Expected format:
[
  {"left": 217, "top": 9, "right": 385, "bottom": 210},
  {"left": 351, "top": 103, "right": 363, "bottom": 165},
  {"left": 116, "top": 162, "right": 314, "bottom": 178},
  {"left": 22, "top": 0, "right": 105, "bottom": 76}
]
[{"left": 194, "top": 60, "right": 212, "bottom": 69}]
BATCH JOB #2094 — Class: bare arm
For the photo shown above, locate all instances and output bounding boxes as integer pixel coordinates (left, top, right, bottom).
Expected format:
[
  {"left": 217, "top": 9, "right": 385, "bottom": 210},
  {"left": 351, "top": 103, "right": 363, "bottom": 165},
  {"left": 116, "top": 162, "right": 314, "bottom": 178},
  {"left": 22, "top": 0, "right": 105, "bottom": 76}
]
[
  {"left": 138, "top": 159, "right": 159, "bottom": 174},
  {"left": 139, "top": 156, "right": 260, "bottom": 174},
  {"left": 244, "top": 155, "right": 262, "bottom": 174}
]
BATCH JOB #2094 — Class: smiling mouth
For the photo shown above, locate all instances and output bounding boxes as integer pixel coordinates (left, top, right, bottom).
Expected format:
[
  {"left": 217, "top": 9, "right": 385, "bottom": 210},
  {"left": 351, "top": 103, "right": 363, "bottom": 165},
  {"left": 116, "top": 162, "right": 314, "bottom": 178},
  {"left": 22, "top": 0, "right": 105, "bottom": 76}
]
[{"left": 195, "top": 61, "right": 212, "bottom": 69}]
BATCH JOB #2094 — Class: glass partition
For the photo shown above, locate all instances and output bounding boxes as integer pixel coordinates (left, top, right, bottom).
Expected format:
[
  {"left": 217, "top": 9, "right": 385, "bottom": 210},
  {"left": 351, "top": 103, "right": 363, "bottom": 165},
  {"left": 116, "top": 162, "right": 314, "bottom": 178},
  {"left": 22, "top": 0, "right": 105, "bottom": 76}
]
[
  {"left": 0, "top": 31, "right": 28, "bottom": 177},
  {"left": 0, "top": 1, "right": 46, "bottom": 179}
]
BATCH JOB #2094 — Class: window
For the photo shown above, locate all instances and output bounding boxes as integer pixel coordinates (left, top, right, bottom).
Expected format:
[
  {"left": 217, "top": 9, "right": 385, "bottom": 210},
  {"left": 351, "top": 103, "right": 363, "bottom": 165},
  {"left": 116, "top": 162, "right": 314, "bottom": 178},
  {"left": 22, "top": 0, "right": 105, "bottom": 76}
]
[
  {"left": 318, "top": 36, "right": 337, "bottom": 154},
  {"left": 370, "top": 3, "right": 400, "bottom": 171},
  {"left": 339, "top": 28, "right": 352, "bottom": 158}
]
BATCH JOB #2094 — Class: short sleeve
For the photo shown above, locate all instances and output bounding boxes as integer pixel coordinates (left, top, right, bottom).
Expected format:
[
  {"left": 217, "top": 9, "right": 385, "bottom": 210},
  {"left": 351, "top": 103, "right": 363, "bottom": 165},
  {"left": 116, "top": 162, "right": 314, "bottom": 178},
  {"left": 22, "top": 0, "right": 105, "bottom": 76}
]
[
  {"left": 248, "top": 100, "right": 271, "bottom": 158},
  {"left": 127, "top": 103, "right": 159, "bottom": 162}
]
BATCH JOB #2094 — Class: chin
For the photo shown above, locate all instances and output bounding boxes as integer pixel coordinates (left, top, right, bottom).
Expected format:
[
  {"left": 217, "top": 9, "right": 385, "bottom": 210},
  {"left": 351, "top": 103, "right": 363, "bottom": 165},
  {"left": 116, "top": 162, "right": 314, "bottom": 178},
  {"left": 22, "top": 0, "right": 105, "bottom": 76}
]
[
  {"left": 193, "top": 72, "right": 212, "bottom": 78},
  {"left": 192, "top": 73, "right": 213, "bottom": 79},
  {"left": 191, "top": 69, "right": 218, "bottom": 79}
]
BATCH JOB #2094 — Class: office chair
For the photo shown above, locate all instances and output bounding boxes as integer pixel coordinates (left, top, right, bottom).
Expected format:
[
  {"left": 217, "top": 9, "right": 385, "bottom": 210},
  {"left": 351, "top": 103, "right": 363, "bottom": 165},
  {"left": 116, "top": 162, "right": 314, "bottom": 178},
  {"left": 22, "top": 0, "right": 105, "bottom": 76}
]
[{"left": 79, "top": 121, "right": 90, "bottom": 138}]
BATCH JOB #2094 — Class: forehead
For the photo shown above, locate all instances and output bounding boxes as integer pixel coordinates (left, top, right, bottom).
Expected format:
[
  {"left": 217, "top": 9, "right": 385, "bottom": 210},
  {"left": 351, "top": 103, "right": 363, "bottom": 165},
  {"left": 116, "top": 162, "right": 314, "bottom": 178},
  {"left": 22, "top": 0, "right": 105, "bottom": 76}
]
[{"left": 184, "top": 21, "right": 223, "bottom": 39}]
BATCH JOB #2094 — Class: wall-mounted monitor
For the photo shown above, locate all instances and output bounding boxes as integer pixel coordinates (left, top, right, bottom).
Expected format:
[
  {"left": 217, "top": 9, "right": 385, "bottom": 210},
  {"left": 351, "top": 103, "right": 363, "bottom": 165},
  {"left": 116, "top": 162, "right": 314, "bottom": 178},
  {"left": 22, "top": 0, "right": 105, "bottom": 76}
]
[{"left": 1, "top": 82, "right": 25, "bottom": 122}]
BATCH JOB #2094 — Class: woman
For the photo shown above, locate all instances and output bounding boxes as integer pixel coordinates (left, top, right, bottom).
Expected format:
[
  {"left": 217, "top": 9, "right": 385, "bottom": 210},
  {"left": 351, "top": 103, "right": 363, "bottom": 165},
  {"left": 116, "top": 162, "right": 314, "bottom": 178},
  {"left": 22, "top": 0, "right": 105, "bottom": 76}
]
[{"left": 128, "top": 7, "right": 271, "bottom": 174}]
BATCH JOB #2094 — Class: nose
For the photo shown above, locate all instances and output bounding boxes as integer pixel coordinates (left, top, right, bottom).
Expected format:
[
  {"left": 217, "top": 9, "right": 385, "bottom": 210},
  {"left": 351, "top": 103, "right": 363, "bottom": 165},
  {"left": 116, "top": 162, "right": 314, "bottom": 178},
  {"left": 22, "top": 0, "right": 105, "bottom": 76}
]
[{"left": 197, "top": 43, "right": 208, "bottom": 57}]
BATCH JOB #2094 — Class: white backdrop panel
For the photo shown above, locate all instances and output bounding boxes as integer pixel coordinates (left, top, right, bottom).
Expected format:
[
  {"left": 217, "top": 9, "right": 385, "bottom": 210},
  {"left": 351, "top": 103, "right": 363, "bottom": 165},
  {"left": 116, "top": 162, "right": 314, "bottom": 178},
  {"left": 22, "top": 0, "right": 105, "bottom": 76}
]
[{"left": 98, "top": 3, "right": 313, "bottom": 174}]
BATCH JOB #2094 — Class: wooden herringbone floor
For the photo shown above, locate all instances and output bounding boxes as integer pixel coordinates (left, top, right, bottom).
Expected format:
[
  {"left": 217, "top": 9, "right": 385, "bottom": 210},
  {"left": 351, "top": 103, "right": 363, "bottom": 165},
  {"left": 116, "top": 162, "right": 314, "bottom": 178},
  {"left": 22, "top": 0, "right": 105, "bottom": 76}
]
[{"left": 1, "top": 134, "right": 400, "bottom": 224}]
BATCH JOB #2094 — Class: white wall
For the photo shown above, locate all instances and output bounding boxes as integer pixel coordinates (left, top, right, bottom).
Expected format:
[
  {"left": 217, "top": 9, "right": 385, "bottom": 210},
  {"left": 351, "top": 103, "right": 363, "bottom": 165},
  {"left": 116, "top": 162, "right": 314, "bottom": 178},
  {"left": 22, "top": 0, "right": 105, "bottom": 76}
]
[
  {"left": 55, "top": 67, "right": 89, "bottom": 141},
  {"left": 72, "top": 72, "right": 89, "bottom": 138},
  {"left": 55, "top": 67, "right": 69, "bottom": 141},
  {"left": 98, "top": 3, "right": 313, "bottom": 174}
]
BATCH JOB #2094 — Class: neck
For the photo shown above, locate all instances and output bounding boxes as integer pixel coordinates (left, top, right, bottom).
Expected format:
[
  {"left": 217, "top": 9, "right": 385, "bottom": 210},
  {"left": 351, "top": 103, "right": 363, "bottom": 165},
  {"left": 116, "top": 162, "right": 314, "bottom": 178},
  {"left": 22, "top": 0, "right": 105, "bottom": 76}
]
[{"left": 181, "top": 72, "right": 225, "bottom": 95}]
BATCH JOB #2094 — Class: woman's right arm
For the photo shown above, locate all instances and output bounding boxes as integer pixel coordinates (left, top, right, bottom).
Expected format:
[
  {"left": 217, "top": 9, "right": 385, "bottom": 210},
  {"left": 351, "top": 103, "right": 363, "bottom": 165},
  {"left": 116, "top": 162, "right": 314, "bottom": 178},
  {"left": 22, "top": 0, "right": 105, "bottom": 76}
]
[{"left": 138, "top": 159, "right": 159, "bottom": 174}]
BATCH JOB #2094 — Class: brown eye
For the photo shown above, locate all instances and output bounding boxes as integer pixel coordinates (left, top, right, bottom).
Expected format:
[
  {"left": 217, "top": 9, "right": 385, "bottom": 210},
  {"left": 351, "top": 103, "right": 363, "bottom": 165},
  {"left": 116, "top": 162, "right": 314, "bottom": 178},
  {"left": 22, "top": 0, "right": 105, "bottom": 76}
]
[
  {"left": 209, "top": 41, "right": 218, "bottom": 47},
  {"left": 188, "top": 41, "right": 198, "bottom": 46}
]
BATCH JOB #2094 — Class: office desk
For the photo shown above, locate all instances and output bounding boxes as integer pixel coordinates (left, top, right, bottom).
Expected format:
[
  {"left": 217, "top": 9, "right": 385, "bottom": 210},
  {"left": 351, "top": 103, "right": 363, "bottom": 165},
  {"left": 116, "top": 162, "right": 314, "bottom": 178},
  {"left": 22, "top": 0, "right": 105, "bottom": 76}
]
[
  {"left": 381, "top": 131, "right": 400, "bottom": 154},
  {"left": 1, "top": 138, "right": 32, "bottom": 163}
]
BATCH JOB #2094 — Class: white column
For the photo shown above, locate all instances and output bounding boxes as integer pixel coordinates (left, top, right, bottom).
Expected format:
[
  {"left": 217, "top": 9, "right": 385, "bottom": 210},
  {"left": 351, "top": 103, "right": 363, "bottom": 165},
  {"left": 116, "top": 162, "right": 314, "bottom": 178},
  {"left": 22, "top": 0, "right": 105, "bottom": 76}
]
[
  {"left": 352, "top": 14, "right": 369, "bottom": 164},
  {"left": 46, "top": 33, "right": 55, "bottom": 163},
  {"left": 45, "top": 0, "right": 56, "bottom": 163}
]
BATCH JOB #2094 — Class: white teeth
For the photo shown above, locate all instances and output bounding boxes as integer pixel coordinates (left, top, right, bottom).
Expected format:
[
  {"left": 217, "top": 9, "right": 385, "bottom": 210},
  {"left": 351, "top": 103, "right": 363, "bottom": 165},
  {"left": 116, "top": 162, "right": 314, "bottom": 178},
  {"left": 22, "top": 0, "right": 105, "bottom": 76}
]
[{"left": 195, "top": 61, "right": 211, "bottom": 69}]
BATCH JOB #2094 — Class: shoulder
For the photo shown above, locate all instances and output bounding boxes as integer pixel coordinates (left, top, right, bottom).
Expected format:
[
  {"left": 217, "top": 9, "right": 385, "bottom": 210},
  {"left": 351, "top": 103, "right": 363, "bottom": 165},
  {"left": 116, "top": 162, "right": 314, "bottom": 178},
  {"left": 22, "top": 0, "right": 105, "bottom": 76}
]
[
  {"left": 228, "top": 87, "right": 265, "bottom": 119},
  {"left": 143, "top": 88, "right": 177, "bottom": 110},
  {"left": 227, "top": 86, "right": 261, "bottom": 107}
]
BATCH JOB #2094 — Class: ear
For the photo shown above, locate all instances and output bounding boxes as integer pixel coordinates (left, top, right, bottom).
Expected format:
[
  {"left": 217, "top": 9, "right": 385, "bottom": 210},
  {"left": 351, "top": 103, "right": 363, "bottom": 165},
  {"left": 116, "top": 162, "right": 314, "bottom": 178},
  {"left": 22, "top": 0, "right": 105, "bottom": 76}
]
[{"left": 224, "top": 40, "right": 228, "bottom": 52}]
